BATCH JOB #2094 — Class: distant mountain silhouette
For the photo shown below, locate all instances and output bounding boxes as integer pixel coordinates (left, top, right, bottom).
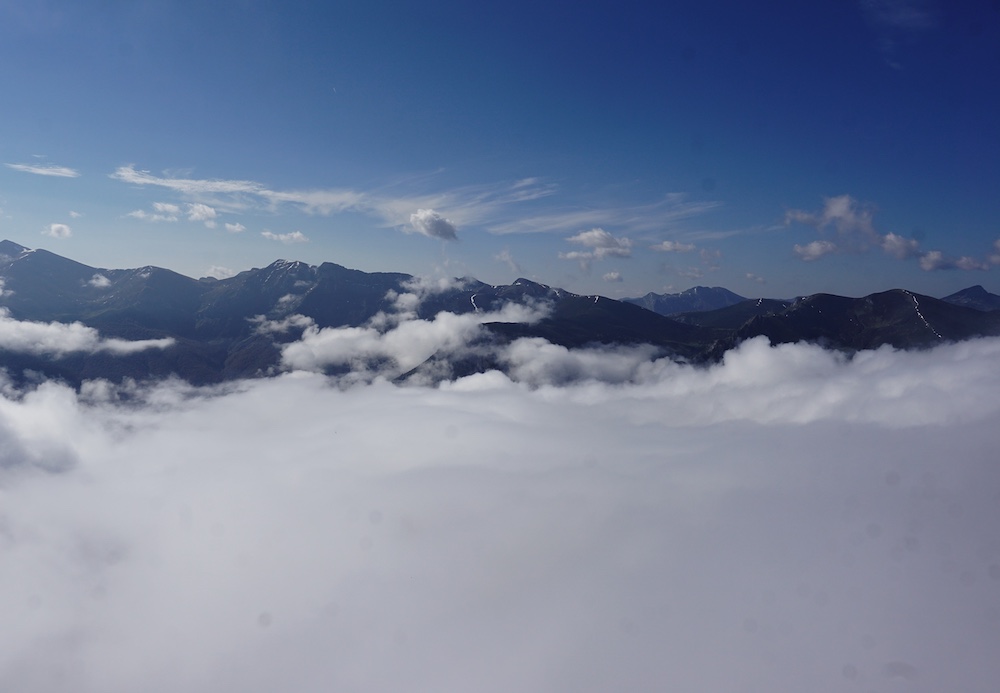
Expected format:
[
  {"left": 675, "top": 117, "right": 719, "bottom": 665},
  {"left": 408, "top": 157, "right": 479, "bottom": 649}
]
[
  {"left": 1, "top": 241, "right": 999, "bottom": 385},
  {"left": 623, "top": 286, "right": 746, "bottom": 316},
  {"left": 941, "top": 285, "right": 1000, "bottom": 312}
]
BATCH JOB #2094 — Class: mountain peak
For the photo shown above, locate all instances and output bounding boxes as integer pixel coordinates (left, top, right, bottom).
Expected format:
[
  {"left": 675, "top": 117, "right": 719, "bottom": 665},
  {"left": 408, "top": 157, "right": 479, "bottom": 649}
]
[
  {"left": 623, "top": 286, "right": 746, "bottom": 316},
  {"left": 941, "top": 285, "right": 1000, "bottom": 312},
  {"left": 0, "top": 240, "right": 30, "bottom": 257}
]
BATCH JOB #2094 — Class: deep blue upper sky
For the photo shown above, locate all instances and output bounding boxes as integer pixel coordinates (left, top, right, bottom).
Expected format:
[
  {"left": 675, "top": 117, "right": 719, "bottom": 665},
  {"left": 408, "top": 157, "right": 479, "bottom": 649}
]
[{"left": 1, "top": 0, "right": 998, "bottom": 298}]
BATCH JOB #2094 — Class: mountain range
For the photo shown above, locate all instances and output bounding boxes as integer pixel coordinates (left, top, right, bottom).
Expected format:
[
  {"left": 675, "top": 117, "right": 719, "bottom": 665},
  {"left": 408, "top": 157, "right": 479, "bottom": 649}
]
[{"left": 1, "top": 239, "right": 999, "bottom": 386}]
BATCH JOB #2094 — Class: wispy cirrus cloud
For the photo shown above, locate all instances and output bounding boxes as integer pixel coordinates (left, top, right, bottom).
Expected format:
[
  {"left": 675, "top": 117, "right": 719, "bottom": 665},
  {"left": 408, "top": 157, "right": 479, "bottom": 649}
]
[
  {"left": 5, "top": 162, "right": 81, "bottom": 178},
  {"left": 110, "top": 165, "right": 557, "bottom": 241},
  {"left": 488, "top": 193, "right": 722, "bottom": 236},
  {"left": 494, "top": 249, "right": 521, "bottom": 274},
  {"left": 860, "top": 0, "right": 939, "bottom": 66},
  {"left": 861, "top": 0, "right": 937, "bottom": 32},
  {"left": 651, "top": 240, "right": 696, "bottom": 253}
]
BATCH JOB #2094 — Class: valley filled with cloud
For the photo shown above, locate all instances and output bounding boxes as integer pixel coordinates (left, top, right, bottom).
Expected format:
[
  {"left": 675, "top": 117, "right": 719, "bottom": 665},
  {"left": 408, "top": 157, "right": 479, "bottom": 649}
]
[{"left": 3, "top": 330, "right": 999, "bottom": 692}]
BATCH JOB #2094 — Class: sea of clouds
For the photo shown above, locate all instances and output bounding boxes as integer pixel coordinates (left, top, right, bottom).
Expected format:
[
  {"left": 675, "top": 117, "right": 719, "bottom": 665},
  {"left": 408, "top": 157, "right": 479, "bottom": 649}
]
[{"left": 2, "top": 306, "right": 1000, "bottom": 691}]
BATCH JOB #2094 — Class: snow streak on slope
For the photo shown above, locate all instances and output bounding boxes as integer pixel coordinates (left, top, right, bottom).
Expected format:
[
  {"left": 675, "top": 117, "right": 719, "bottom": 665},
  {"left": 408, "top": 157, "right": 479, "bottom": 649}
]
[{"left": 1, "top": 338, "right": 1000, "bottom": 692}]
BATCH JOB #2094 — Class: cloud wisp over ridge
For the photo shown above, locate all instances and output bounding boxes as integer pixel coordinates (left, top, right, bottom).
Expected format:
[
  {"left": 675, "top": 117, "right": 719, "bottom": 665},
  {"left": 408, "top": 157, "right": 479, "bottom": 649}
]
[{"left": 0, "top": 308, "right": 174, "bottom": 356}]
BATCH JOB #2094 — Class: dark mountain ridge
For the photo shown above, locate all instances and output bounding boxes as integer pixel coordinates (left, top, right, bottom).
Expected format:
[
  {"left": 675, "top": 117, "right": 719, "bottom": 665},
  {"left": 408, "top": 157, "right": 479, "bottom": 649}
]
[{"left": 1, "top": 240, "right": 998, "bottom": 386}]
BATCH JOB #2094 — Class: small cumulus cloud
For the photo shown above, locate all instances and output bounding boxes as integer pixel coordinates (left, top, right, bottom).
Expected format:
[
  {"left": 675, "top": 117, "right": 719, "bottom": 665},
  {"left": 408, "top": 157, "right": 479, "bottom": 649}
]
[
  {"left": 746, "top": 272, "right": 766, "bottom": 284},
  {"left": 225, "top": 222, "right": 246, "bottom": 234},
  {"left": 128, "top": 202, "right": 217, "bottom": 227},
  {"left": 651, "top": 240, "right": 696, "bottom": 253},
  {"left": 409, "top": 208, "right": 458, "bottom": 241},
  {"left": 559, "top": 228, "right": 632, "bottom": 269},
  {"left": 790, "top": 196, "right": 1000, "bottom": 270},
  {"left": 881, "top": 232, "right": 921, "bottom": 259},
  {"left": 154, "top": 202, "right": 181, "bottom": 215},
  {"left": 261, "top": 230, "right": 309, "bottom": 244},
  {"left": 43, "top": 223, "right": 72, "bottom": 239},
  {"left": 69, "top": 210, "right": 82, "bottom": 218},
  {"left": 603, "top": 271, "right": 623, "bottom": 283},
  {"left": 5, "top": 162, "right": 80, "bottom": 177},
  {"left": 205, "top": 266, "right": 237, "bottom": 280},
  {"left": 919, "top": 250, "right": 989, "bottom": 272},
  {"left": 786, "top": 195, "right": 878, "bottom": 249},
  {"left": 187, "top": 203, "right": 218, "bottom": 228},
  {"left": 989, "top": 240, "right": 1000, "bottom": 266},
  {"left": 87, "top": 274, "right": 111, "bottom": 288},
  {"left": 128, "top": 202, "right": 179, "bottom": 223},
  {"left": 793, "top": 239, "right": 837, "bottom": 261}
]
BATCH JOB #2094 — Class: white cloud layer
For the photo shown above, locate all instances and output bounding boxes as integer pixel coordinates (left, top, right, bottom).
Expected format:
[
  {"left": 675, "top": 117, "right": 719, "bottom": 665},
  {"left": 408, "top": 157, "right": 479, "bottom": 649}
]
[{"left": 1, "top": 336, "right": 999, "bottom": 691}]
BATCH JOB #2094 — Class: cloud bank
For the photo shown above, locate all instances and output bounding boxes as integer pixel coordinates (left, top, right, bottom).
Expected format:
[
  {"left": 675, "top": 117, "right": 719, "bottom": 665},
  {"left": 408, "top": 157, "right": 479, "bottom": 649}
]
[{"left": 1, "top": 334, "right": 999, "bottom": 692}]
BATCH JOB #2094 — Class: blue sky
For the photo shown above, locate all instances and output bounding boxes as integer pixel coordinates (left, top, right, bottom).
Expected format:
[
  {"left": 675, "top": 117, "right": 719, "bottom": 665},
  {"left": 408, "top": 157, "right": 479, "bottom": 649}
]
[{"left": 1, "top": 0, "right": 998, "bottom": 299}]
